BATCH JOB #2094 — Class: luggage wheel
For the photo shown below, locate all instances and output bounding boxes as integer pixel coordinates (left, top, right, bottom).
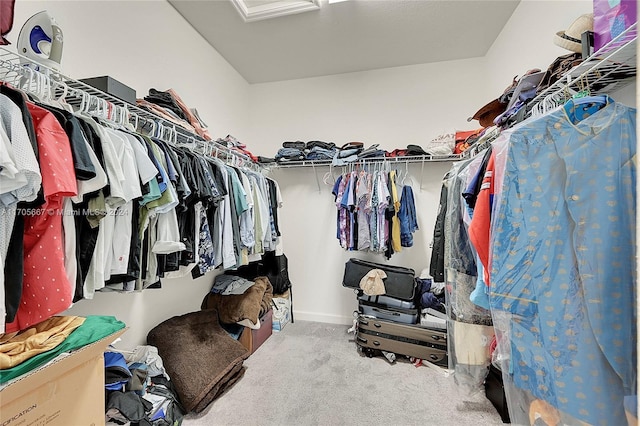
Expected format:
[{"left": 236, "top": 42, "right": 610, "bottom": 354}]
[{"left": 362, "top": 348, "right": 376, "bottom": 358}]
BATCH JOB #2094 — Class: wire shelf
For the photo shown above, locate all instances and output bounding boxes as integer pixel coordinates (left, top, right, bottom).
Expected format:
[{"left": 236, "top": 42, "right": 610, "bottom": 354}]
[
  {"left": 0, "top": 47, "right": 259, "bottom": 169},
  {"left": 528, "top": 23, "right": 637, "bottom": 112},
  {"left": 274, "top": 23, "right": 637, "bottom": 170},
  {"left": 272, "top": 153, "right": 462, "bottom": 168},
  {"left": 3, "top": 20, "right": 633, "bottom": 173}
]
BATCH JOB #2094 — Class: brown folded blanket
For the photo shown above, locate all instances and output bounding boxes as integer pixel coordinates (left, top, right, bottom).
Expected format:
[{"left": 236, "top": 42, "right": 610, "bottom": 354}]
[
  {"left": 202, "top": 276, "right": 273, "bottom": 326},
  {"left": 147, "top": 309, "right": 249, "bottom": 413}
]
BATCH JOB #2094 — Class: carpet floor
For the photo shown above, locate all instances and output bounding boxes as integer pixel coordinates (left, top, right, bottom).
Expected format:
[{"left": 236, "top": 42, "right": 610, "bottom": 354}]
[{"left": 182, "top": 320, "right": 504, "bottom": 426}]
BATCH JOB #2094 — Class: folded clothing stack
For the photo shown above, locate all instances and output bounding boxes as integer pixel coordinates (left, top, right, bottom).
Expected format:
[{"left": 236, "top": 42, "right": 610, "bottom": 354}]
[
  {"left": 275, "top": 141, "right": 306, "bottom": 162},
  {"left": 271, "top": 140, "right": 440, "bottom": 163},
  {"left": 275, "top": 140, "right": 338, "bottom": 162},
  {"left": 215, "top": 135, "right": 258, "bottom": 162},
  {"left": 141, "top": 88, "right": 212, "bottom": 140}
]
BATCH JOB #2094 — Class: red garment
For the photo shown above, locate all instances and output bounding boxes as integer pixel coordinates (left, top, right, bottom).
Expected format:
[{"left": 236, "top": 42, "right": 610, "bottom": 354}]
[
  {"left": 454, "top": 128, "right": 485, "bottom": 154},
  {"left": 167, "top": 89, "right": 212, "bottom": 141},
  {"left": 5, "top": 103, "right": 78, "bottom": 333},
  {"left": 468, "top": 152, "right": 495, "bottom": 286},
  {"left": 455, "top": 128, "right": 484, "bottom": 143},
  {"left": 385, "top": 149, "right": 408, "bottom": 157}
]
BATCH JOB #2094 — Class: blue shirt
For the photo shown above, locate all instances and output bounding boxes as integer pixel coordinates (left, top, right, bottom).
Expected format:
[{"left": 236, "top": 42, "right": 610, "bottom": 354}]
[{"left": 490, "top": 100, "right": 636, "bottom": 425}]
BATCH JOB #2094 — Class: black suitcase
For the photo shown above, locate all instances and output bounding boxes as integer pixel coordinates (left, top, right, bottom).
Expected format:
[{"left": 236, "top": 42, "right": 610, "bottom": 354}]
[
  {"left": 356, "top": 316, "right": 448, "bottom": 367},
  {"left": 342, "top": 258, "right": 416, "bottom": 301},
  {"left": 358, "top": 299, "right": 419, "bottom": 324}
]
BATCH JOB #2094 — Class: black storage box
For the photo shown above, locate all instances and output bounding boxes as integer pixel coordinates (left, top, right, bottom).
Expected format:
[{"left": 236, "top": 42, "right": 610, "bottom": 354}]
[{"left": 80, "top": 76, "right": 137, "bottom": 105}]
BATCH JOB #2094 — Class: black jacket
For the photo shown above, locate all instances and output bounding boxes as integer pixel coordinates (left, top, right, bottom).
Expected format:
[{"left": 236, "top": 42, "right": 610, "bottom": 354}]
[{"left": 429, "top": 173, "right": 449, "bottom": 282}]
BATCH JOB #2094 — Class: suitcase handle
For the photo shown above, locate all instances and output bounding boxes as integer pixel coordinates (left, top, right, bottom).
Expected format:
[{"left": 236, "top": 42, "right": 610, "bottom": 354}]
[
  {"left": 372, "top": 307, "right": 400, "bottom": 317},
  {"left": 431, "top": 335, "right": 442, "bottom": 341},
  {"left": 357, "top": 336, "right": 368, "bottom": 344}
]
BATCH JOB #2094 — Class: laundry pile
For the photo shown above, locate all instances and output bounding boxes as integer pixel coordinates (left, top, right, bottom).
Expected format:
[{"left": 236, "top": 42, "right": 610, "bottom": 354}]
[{"left": 104, "top": 345, "right": 183, "bottom": 425}]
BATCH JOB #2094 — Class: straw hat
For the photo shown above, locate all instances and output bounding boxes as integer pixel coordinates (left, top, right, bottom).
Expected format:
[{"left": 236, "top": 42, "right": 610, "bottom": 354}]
[{"left": 554, "top": 13, "right": 594, "bottom": 53}]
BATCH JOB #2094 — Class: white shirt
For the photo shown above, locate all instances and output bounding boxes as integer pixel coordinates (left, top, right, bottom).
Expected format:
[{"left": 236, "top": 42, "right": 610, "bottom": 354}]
[
  {"left": 0, "top": 123, "right": 26, "bottom": 196},
  {"left": 121, "top": 132, "right": 159, "bottom": 185},
  {"left": 104, "top": 128, "right": 142, "bottom": 202},
  {"left": 0, "top": 95, "right": 41, "bottom": 205},
  {"left": 81, "top": 117, "right": 127, "bottom": 208}
]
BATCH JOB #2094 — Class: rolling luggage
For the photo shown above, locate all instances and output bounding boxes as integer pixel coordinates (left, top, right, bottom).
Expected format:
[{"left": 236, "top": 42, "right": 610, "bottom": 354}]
[
  {"left": 342, "top": 258, "right": 416, "bottom": 301},
  {"left": 358, "top": 294, "right": 416, "bottom": 310},
  {"left": 358, "top": 299, "right": 419, "bottom": 324},
  {"left": 356, "top": 316, "right": 448, "bottom": 367}
]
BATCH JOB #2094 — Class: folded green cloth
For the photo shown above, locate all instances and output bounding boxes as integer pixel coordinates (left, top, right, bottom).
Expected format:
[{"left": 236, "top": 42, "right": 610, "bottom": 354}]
[{"left": 0, "top": 315, "right": 126, "bottom": 384}]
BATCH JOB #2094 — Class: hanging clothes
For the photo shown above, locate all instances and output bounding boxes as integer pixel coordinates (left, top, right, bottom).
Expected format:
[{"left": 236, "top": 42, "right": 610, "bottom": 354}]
[
  {"left": 0, "top": 83, "right": 279, "bottom": 334},
  {"left": 398, "top": 185, "right": 418, "bottom": 247},
  {"left": 489, "top": 98, "right": 637, "bottom": 425},
  {"left": 331, "top": 167, "right": 417, "bottom": 259},
  {"left": 0, "top": 93, "right": 41, "bottom": 333},
  {"left": 4, "top": 102, "right": 78, "bottom": 334}
]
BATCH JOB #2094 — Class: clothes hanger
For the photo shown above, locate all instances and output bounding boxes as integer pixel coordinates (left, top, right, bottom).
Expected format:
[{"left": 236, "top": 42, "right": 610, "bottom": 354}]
[
  {"left": 403, "top": 161, "right": 416, "bottom": 187},
  {"left": 563, "top": 78, "right": 607, "bottom": 124},
  {"left": 27, "top": 69, "right": 45, "bottom": 102},
  {"left": 38, "top": 72, "right": 49, "bottom": 102},
  {"left": 322, "top": 163, "right": 336, "bottom": 186},
  {"left": 54, "top": 80, "right": 74, "bottom": 113},
  {"left": 171, "top": 125, "right": 178, "bottom": 145},
  {"left": 401, "top": 161, "right": 409, "bottom": 185}
]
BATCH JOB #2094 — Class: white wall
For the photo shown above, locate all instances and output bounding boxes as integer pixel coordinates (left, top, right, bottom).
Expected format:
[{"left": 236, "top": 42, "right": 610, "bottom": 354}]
[
  {"left": 251, "top": 57, "right": 492, "bottom": 325},
  {"left": 7, "top": 0, "right": 251, "bottom": 348},
  {"left": 250, "top": 0, "right": 632, "bottom": 326}
]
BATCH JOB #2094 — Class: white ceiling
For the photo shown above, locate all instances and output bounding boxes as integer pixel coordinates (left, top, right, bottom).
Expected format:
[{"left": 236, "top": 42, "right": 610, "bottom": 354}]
[{"left": 169, "top": 0, "right": 521, "bottom": 84}]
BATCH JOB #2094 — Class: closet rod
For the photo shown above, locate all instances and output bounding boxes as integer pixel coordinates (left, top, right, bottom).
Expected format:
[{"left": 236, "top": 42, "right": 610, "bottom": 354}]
[{"left": 0, "top": 47, "right": 260, "bottom": 171}]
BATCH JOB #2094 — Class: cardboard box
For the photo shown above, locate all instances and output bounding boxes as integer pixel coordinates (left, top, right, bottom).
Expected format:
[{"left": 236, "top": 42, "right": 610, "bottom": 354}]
[
  {"left": 0, "top": 329, "right": 126, "bottom": 426},
  {"left": 272, "top": 296, "right": 291, "bottom": 332},
  {"left": 239, "top": 310, "right": 272, "bottom": 355}
]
